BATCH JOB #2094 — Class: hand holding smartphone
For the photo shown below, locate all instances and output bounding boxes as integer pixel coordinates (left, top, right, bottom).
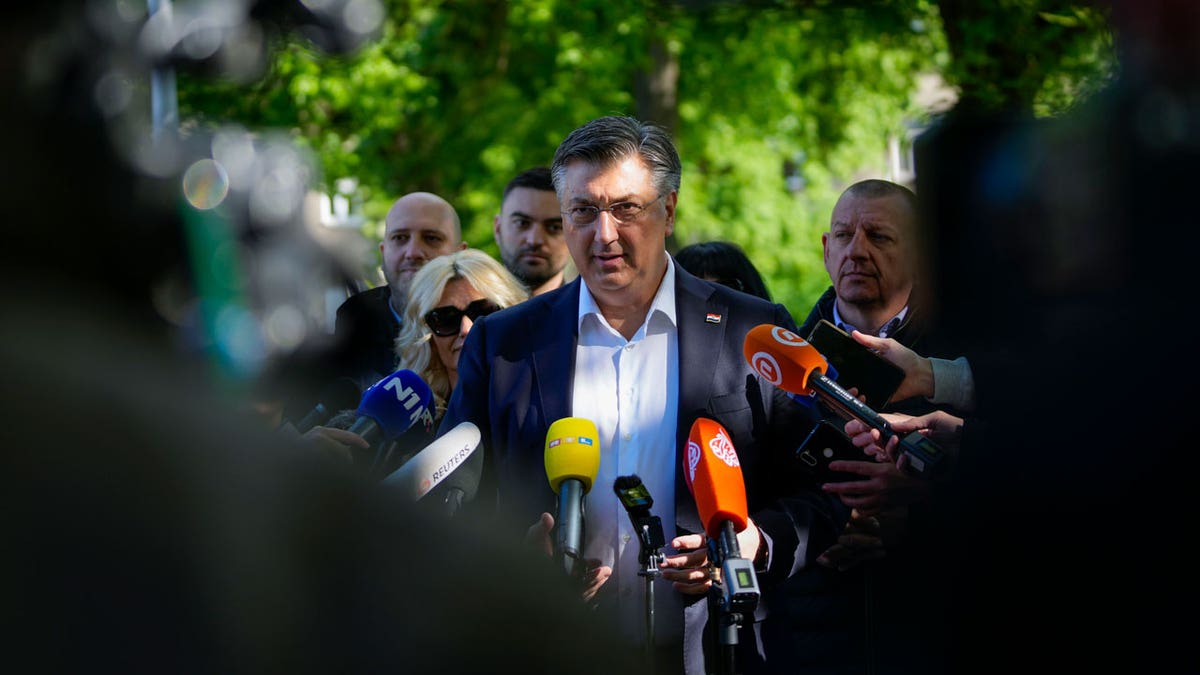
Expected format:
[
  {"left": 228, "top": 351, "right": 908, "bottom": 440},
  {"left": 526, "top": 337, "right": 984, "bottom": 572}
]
[{"left": 807, "top": 319, "right": 905, "bottom": 408}]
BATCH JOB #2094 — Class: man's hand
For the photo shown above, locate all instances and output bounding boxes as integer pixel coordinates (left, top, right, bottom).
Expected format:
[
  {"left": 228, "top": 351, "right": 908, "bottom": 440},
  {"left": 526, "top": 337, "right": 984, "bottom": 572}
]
[
  {"left": 661, "top": 518, "right": 762, "bottom": 595},
  {"left": 821, "top": 459, "right": 931, "bottom": 514},
  {"left": 525, "top": 512, "right": 555, "bottom": 556},
  {"left": 526, "top": 512, "right": 612, "bottom": 602},
  {"left": 844, "top": 410, "right": 964, "bottom": 464},
  {"left": 300, "top": 426, "right": 369, "bottom": 463},
  {"left": 850, "top": 331, "right": 934, "bottom": 402},
  {"left": 817, "top": 507, "right": 908, "bottom": 571}
]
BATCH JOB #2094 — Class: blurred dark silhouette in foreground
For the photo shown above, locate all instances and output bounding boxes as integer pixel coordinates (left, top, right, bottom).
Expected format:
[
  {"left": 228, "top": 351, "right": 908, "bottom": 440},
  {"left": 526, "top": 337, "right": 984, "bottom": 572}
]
[{"left": 0, "top": 3, "right": 637, "bottom": 673}]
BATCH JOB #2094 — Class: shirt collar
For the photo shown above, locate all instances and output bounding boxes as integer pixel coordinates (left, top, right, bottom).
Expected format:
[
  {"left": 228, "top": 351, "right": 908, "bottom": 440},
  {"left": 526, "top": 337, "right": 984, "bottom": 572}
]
[
  {"left": 832, "top": 302, "right": 908, "bottom": 339},
  {"left": 577, "top": 254, "right": 677, "bottom": 336}
]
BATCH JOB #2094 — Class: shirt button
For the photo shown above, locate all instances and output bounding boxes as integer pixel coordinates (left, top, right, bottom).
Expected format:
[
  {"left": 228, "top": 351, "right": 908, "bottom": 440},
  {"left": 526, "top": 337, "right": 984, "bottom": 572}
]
[
  {"left": 624, "top": 344, "right": 634, "bottom": 351},
  {"left": 622, "top": 534, "right": 632, "bottom": 543},
  {"left": 623, "top": 432, "right": 632, "bottom": 441}
]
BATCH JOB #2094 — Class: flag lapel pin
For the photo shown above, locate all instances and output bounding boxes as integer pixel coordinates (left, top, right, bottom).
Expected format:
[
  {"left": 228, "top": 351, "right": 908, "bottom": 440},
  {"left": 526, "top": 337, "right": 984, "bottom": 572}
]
[{"left": 705, "top": 312, "right": 722, "bottom": 324}]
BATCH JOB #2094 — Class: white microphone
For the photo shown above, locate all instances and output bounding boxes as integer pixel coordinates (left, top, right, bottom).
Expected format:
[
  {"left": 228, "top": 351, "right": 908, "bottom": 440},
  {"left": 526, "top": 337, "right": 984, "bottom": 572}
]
[{"left": 379, "top": 422, "right": 481, "bottom": 502}]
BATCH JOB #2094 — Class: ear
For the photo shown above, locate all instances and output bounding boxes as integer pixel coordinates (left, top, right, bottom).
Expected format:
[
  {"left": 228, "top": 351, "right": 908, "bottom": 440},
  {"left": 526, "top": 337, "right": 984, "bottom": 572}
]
[
  {"left": 493, "top": 215, "right": 502, "bottom": 241},
  {"left": 458, "top": 241, "right": 469, "bottom": 251},
  {"left": 663, "top": 191, "right": 678, "bottom": 238},
  {"left": 820, "top": 232, "right": 830, "bottom": 263},
  {"left": 379, "top": 241, "right": 385, "bottom": 256}
]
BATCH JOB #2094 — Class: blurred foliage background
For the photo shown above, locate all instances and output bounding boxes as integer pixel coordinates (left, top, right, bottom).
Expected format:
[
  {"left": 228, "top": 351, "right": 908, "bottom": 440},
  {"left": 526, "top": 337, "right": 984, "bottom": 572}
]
[{"left": 176, "top": 0, "right": 1115, "bottom": 316}]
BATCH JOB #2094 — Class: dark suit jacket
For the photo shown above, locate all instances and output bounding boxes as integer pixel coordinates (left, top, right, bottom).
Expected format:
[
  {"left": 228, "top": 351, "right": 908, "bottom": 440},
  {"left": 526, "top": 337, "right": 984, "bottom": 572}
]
[
  {"left": 333, "top": 285, "right": 401, "bottom": 385},
  {"left": 440, "top": 262, "right": 842, "bottom": 675}
]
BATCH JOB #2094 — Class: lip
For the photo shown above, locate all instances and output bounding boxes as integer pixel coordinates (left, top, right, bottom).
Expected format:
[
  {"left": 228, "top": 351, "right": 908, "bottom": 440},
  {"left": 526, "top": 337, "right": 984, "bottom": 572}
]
[{"left": 594, "top": 253, "right": 625, "bottom": 270}]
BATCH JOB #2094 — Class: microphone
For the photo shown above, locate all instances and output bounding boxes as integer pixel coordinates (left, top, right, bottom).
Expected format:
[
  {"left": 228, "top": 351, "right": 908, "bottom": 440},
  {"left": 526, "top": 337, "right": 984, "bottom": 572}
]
[
  {"left": 379, "top": 421, "right": 481, "bottom": 502},
  {"left": 347, "top": 369, "right": 434, "bottom": 470},
  {"left": 613, "top": 475, "right": 666, "bottom": 562},
  {"left": 544, "top": 417, "right": 601, "bottom": 579},
  {"left": 742, "top": 324, "right": 947, "bottom": 477},
  {"left": 291, "top": 377, "right": 362, "bottom": 433},
  {"left": 684, "top": 417, "right": 760, "bottom": 616}
]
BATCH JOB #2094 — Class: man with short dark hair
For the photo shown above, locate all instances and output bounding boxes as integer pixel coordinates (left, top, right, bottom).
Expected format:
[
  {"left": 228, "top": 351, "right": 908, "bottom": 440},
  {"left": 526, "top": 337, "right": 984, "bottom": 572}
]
[
  {"left": 493, "top": 166, "right": 569, "bottom": 296},
  {"left": 441, "top": 116, "right": 839, "bottom": 675}
]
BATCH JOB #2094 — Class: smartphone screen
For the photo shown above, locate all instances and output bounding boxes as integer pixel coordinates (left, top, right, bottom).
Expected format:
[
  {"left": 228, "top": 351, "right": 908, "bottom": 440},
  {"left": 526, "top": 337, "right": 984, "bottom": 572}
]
[{"left": 807, "top": 319, "right": 905, "bottom": 408}]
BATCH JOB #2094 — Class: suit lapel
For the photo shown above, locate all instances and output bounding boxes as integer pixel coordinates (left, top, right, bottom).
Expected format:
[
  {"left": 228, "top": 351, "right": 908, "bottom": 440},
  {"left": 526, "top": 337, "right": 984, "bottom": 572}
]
[
  {"left": 531, "top": 279, "right": 581, "bottom": 428},
  {"left": 673, "top": 265, "right": 728, "bottom": 535}
]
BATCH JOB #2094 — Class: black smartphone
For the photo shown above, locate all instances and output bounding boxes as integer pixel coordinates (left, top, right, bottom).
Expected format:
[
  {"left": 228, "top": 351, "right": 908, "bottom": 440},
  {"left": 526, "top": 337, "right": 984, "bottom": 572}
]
[
  {"left": 807, "top": 319, "right": 906, "bottom": 408},
  {"left": 795, "top": 420, "right": 870, "bottom": 484}
]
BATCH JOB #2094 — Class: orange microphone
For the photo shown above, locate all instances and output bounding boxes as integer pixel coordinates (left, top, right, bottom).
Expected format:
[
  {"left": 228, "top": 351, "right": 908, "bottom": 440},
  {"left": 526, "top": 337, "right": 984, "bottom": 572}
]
[
  {"left": 742, "top": 323, "right": 946, "bottom": 477},
  {"left": 684, "top": 417, "right": 759, "bottom": 616}
]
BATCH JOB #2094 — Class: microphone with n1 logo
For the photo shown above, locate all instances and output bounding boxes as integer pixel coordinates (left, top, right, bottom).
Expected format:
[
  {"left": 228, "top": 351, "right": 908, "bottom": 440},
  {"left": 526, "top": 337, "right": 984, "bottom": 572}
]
[
  {"left": 544, "top": 418, "right": 601, "bottom": 579},
  {"left": 347, "top": 369, "right": 434, "bottom": 471},
  {"left": 742, "top": 324, "right": 947, "bottom": 478},
  {"left": 684, "top": 417, "right": 760, "bottom": 617},
  {"left": 379, "top": 421, "right": 481, "bottom": 502}
]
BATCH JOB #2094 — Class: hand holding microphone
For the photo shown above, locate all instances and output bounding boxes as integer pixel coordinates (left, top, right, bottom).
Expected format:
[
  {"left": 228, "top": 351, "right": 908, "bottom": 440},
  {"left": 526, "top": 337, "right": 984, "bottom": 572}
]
[
  {"left": 666, "top": 417, "right": 761, "bottom": 616},
  {"left": 743, "top": 324, "right": 947, "bottom": 478},
  {"left": 346, "top": 369, "right": 434, "bottom": 473}
]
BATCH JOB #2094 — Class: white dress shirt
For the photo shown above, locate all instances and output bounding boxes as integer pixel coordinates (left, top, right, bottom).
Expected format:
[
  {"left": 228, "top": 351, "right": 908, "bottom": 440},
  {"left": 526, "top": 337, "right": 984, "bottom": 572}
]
[{"left": 572, "top": 256, "right": 682, "bottom": 647}]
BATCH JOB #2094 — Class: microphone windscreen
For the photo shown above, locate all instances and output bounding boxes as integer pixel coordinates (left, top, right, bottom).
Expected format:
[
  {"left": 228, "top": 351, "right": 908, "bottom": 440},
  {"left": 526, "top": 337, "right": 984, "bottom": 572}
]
[
  {"left": 355, "top": 369, "right": 434, "bottom": 440},
  {"left": 743, "top": 324, "right": 829, "bottom": 395},
  {"left": 379, "top": 421, "right": 481, "bottom": 501},
  {"left": 684, "top": 417, "right": 749, "bottom": 538},
  {"left": 544, "top": 417, "right": 601, "bottom": 494}
]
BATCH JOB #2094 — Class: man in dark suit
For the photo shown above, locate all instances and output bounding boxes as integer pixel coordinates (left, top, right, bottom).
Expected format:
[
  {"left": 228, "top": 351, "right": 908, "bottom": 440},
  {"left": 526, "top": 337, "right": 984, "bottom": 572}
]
[
  {"left": 332, "top": 191, "right": 466, "bottom": 385},
  {"left": 440, "top": 116, "right": 841, "bottom": 675}
]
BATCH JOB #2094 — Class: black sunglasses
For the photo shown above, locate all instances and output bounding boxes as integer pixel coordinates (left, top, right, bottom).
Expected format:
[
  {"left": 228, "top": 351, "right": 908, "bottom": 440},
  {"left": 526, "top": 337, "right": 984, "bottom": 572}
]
[{"left": 424, "top": 298, "right": 501, "bottom": 337}]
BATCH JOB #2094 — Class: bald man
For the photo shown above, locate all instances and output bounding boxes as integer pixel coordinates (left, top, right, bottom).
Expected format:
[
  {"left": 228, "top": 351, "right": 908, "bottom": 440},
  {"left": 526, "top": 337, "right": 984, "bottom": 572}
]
[{"left": 334, "top": 192, "right": 466, "bottom": 383}]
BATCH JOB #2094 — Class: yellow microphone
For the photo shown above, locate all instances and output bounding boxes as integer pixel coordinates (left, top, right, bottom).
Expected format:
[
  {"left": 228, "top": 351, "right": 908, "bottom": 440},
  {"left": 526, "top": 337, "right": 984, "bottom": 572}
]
[{"left": 544, "top": 417, "right": 601, "bottom": 577}]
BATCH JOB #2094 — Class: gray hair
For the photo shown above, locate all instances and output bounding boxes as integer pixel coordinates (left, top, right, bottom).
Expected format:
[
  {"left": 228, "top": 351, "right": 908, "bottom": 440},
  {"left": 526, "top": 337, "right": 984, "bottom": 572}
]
[
  {"left": 840, "top": 179, "right": 918, "bottom": 216},
  {"left": 550, "top": 116, "right": 681, "bottom": 198}
]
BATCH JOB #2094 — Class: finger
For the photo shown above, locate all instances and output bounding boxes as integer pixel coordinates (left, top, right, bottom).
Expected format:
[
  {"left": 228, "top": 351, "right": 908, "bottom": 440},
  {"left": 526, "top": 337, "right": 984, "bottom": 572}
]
[
  {"left": 309, "top": 427, "right": 371, "bottom": 449},
  {"left": 661, "top": 565, "right": 712, "bottom": 584},
  {"left": 660, "top": 550, "right": 708, "bottom": 570},
  {"left": 671, "top": 534, "right": 705, "bottom": 551},
  {"left": 822, "top": 477, "right": 878, "bottom": 495},
  {"left": 672, "top": 579, "right": 714, "bottom": 595},
  {"left": 827, "top": 460, "right": 880, "bottom": 476}
]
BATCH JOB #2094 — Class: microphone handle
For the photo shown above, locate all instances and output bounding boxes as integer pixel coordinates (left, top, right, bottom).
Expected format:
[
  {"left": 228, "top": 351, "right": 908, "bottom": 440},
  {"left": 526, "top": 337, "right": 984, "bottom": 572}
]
[
  {"left": 716, "top": 519, "right": 742, "bottom": 564},
  {"left": 556, "top": 479, "right": 585, "bottom": 577},
  {"left": 809, "top": 371, "right": 896, "bottom": 439},
  {"left": 295, "top": 403, "right": 330, "bottom": 433},
  {"left": 346, "top": 416, "right": 382, "bottom": 466},
  {"left": 810, "top": 372, "right": 945, "bottom": 477}
]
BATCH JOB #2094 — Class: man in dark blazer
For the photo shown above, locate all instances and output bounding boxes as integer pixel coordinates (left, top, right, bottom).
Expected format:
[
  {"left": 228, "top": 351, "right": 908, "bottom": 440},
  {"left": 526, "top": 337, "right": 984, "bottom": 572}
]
[
  {"left": 440, "top": 116, "right": 842, "bottom": 675},
  {"left": 332, "top": 191, "right": 466, "bottom": 386}
]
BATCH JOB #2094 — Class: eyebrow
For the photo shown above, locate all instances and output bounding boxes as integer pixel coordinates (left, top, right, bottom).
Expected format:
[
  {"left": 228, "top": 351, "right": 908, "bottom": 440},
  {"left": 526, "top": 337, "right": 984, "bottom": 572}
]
[{"left": 510, "top": 210, "right": 562, "bottom": 222}]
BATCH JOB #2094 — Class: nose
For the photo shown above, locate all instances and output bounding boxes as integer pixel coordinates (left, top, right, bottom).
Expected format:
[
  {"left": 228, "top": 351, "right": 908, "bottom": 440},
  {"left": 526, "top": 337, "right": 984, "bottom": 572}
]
[
  {"left": 522, "top": 225, "right": 545, "bottom": 248},
  {"left": 846, "top": 228, "right": 871, "bottom": 259},
  {"left": 402, "top": 239, "right": 427, "bottom": 261},
  {"left": 458, "top": 315, "right": 474, "bottom": 339},
  {"left": 593, "top": 211, "right": 619, "bottom": 246}
]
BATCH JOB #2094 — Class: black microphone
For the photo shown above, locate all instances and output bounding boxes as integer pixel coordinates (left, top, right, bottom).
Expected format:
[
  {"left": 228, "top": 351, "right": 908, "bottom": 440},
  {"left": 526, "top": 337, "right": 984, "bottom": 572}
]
[
  {"left": 613, "top": 475, "right": 666, "bottom": 562},
  {"left": 436, "top": 432, "right": 485, "bottom": 518},
  {"left": 291, "top": 377, "right": 361, "bottom": 433}
]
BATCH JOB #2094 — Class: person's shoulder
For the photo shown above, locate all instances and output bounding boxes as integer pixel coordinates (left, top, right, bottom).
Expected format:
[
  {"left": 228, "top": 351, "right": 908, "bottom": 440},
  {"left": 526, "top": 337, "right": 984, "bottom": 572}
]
[
  {"left": 336, "top": 285, "right": 392, "bottom": 319},
  {"left": 490, "top": 279, "right": 578, "bottom": 326},
  {"left": 796, "top": 286, "right": 836, "bottom": 336}
]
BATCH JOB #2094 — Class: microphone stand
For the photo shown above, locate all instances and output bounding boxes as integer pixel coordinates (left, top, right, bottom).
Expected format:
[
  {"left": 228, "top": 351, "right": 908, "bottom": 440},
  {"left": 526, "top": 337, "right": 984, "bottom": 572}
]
[
  {"left": 706, "top": 521, "right": 759, "bottom": 675},
  {"left": 632, "top": 514, "right": 666, "bottom": 673}
]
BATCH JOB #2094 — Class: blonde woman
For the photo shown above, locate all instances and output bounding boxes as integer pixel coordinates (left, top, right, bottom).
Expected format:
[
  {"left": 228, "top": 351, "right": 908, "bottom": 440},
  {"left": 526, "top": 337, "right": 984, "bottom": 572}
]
[{"left": 394, "top": 249, "right": 529, "bottom": 422}]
